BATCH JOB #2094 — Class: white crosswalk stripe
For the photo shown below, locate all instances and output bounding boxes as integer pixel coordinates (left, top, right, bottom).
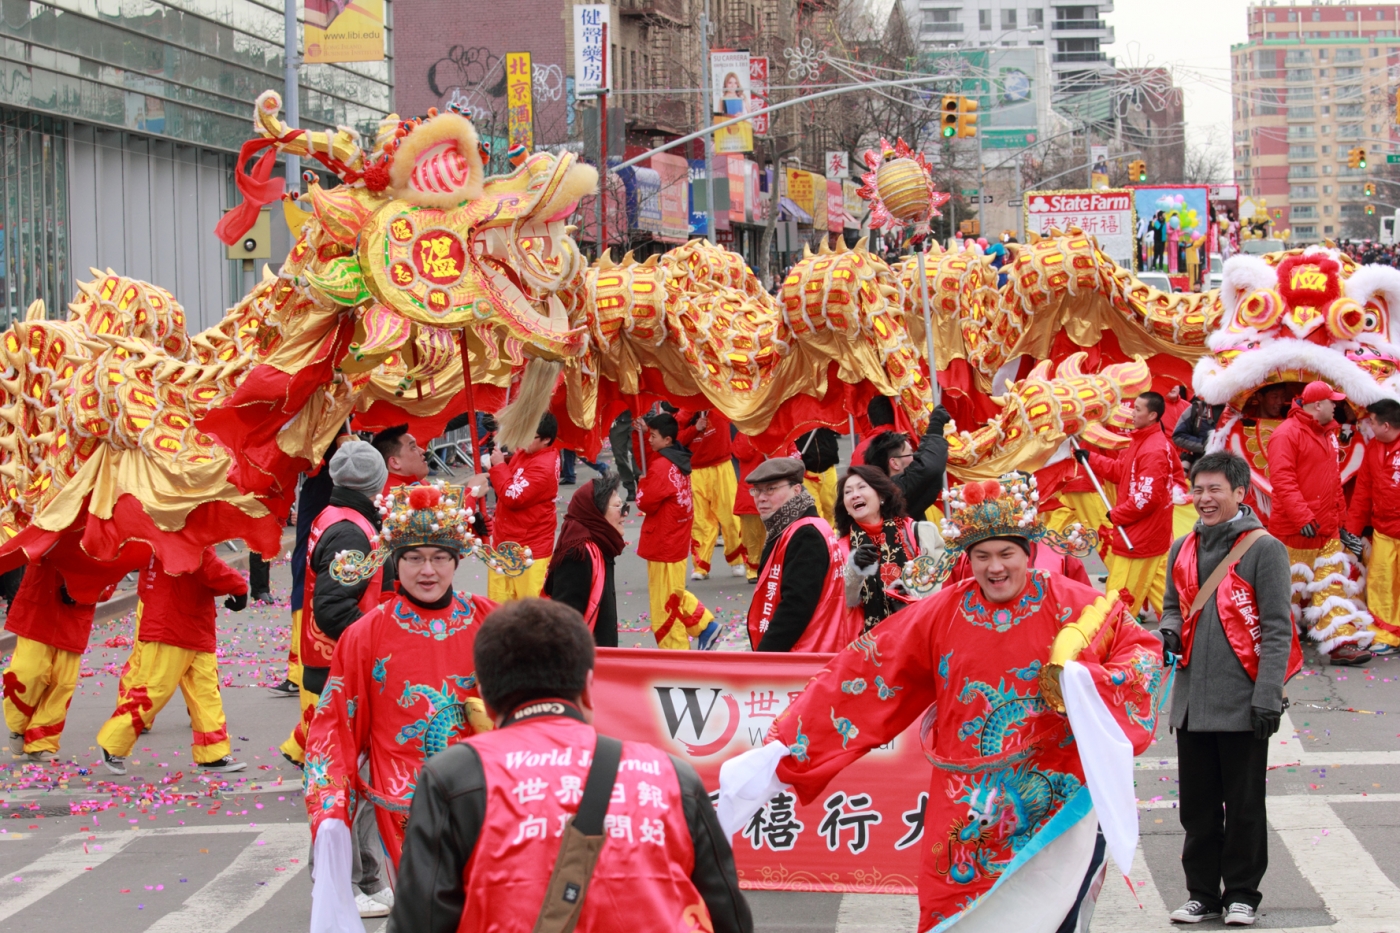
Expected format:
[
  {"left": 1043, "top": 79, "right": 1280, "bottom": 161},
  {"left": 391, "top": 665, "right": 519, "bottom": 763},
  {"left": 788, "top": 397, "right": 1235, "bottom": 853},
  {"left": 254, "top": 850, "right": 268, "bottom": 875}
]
[
  {"left": 140, "top": 823, "right": 307, "bottom": 933},
  {"left": 0, "top": 829, "right": 144, "bottom": 924}
]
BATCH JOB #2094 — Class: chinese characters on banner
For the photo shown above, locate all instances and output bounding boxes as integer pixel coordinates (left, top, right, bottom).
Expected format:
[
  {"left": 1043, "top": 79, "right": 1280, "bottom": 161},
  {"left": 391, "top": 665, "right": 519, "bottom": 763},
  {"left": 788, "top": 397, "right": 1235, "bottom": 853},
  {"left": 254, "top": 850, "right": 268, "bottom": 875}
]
[
  {"left": 592, "top": 649, "right": 923, "bottom": 891},
  {"left": 749, "top": 57, "right": 770, "bottom": 136},
  {"left": 304, "top": 0, "right": 384, "bottom": 63},
  {"left": 1024, "top": 189, "right": 1135, "bottom": 267},
  {"left": 573, "top": 4, "right": 611, "bottom": 94},
  {"left": 843, "top": 180, "right": 863, "bottom": 230},
  {"left": 712, "top": 50, "right": 753, "bottom": 153},
  {"left": 505, "top": 53, "right": 534, "bottom": 151},
  {"left": 652, "top": 153, "right": 691, "bottom": 242},
  {"left": 825, "top": 152, "right": 850, "bottom": 179},
  {"left": 784, "top": 168, "right": 814, "bottom": 215},
  {"left": 826, "top": 179, "right": 844, "bottom": 233}
]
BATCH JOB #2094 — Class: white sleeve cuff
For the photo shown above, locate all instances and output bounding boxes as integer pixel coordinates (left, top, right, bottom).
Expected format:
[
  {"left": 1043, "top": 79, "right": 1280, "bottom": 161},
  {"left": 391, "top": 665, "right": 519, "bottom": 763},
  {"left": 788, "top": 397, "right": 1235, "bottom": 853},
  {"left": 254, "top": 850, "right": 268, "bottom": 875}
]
[
  {"left": 309, "top": 818, "right": 364, "bottom": 933},
  {"left": 717, "top": 740, "right": 792, "bottom": 838}
]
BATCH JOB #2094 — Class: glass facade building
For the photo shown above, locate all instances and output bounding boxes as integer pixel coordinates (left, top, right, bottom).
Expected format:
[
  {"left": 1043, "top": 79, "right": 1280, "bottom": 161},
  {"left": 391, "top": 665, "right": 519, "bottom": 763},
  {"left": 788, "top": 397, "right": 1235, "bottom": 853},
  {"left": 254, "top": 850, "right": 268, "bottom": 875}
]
[{"left": 0, "top": 0, "right": 394, "bottom": 326}]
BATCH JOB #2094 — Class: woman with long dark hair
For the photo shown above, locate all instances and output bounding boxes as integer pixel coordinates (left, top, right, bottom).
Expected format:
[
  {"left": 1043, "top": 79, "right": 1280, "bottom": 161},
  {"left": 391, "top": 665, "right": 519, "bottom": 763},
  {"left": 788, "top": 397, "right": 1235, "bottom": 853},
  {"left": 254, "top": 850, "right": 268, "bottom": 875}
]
[
  {"left": 835, "top": 465, "right": 943, "bottom": 631},
  {"left": 542, "top": 474, "right": 627, "bottom": 646}
]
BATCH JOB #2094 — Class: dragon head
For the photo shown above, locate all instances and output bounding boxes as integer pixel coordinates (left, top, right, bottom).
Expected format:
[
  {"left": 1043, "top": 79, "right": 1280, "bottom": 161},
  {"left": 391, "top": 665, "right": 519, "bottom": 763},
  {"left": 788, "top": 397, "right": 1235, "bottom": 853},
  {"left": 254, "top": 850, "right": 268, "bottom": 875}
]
[
  {"left": 250, "top": 91, "right": 597, "bottom": 373},
  {"left": 1194, "top": 246, "right": 1400, "bottom": 412}
]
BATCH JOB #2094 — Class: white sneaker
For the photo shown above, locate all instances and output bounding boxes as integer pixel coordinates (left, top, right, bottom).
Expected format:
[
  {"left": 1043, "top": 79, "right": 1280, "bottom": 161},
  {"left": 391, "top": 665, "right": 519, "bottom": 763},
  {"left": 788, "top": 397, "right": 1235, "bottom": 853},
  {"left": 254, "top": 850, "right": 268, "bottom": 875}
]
[
  {"left": 691, "top": 570, "right": 709, "bottom": 581},
  {"left": 1223, "top": 903, "right": 1257, "bottom": 926},
  {"left": 1170, "top": 900, "right": 1222, "bottom": 923},
  {"left": 371, "top": 888, "right": 395, "bottom": 911},
  {"left": 199, "top": 756, "right": 248, "bottom": 773},
  {"left": 731, "top": 565, "right": 746, "bottom": 577},
  {"left": 9, "top": 732, "right": 23, "bottom": 757},
  {"left": 25, "top": 750, "right": 55, "bottom": 763},
  {"left": 356, "top": 891, "right": 390, "bottom": 918}
]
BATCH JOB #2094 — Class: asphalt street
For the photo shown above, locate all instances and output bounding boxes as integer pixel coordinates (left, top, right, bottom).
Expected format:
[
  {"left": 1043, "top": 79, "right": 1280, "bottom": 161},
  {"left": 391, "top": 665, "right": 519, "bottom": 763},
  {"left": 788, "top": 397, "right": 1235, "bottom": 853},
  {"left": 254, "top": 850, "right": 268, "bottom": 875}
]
[{"left": 1, "top": 452, "right": 1399, "bottom": 932}]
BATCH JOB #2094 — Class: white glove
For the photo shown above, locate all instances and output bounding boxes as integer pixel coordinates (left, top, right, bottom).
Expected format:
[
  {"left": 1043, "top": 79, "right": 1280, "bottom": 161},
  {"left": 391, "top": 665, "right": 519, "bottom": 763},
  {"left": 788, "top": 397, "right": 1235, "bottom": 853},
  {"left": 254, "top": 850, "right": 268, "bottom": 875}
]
[
  {"left": 477, "top": 452, "right": 491, "bottom": 471},
  {"left": 717, "top": 740, "right": 792, "bottom": 837}
]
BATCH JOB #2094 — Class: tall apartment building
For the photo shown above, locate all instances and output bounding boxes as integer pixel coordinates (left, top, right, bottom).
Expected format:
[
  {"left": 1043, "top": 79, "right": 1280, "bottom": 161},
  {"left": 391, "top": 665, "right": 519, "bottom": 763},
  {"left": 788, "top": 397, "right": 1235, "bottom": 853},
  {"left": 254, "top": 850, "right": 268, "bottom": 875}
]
[
  {"left": 902, "top": 0, "right": 1115, "bottom": 89},
  {"left": 1232, "top": 4, "right": 1400, "bottom": 243}
]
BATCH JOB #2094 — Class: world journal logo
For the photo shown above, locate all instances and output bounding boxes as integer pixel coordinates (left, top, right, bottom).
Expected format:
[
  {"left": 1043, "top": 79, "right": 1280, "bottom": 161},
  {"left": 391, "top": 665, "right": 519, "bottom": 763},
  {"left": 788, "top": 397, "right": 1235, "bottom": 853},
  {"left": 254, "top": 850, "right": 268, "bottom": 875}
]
[{"left": 652, "top": 686, "right": 740, "bottom": 757}]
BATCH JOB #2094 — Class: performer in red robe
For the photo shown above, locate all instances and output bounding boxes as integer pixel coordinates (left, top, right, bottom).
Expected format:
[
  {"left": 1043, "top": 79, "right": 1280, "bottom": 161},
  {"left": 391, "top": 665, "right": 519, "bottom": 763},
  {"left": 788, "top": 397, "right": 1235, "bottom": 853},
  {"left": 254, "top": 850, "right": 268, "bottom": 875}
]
[
  {"left": 305, "top": 482, "right": 496, "bottom": 929},
  {"left": 719, "top": 473, "right": 1163, "bottom": 932}
]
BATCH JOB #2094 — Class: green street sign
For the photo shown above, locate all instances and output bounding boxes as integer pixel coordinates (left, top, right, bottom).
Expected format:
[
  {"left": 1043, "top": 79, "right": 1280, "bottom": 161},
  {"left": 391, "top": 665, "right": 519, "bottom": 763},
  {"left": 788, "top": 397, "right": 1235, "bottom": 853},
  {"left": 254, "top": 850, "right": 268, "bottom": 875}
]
[
  {"left": 961, "top": 188, "right": 979, "bottom": 196},
  {"left": 983, "top": 129, "right": 1039, "bottom": 150},
  {"left": 1388, "top": 154, "right": 1400, "bottom": 164}
]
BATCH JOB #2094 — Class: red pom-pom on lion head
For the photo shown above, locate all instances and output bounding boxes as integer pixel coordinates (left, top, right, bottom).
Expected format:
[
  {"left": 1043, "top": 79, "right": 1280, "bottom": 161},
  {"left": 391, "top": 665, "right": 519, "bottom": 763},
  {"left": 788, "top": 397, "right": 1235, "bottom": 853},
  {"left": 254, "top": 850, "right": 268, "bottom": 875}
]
[{"left": 1276, "top": 253, "right": 1342, "bottom": 311}]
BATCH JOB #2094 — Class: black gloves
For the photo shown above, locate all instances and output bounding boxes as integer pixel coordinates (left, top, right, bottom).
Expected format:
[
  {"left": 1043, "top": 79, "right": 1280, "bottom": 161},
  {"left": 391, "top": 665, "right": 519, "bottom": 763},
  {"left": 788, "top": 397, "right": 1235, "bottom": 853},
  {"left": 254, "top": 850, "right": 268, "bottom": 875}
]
[
  {"left": 1251, "top": 706, "right": 1281, "bottom": 740},
  {"left": 1160, "top": 628, "right": 1182, "bottom": 662},
  {"left": 852, "top": 542, "right": 881, "bottom": 572},
  {"left": 1299, "top": 522, "right": 1317, "bottom": 538},
  {"left": 928, "top": 403, "right": 952, "bottom": 433},
  {"left": 1341, "top": 528, "right": 1365, "bottom": 558},
  {"left": 1073, "top": 447, "right": 1091, "bottom": 464},
  {"left": 224, "top": 592, "right": 249, "bottom": 612}
]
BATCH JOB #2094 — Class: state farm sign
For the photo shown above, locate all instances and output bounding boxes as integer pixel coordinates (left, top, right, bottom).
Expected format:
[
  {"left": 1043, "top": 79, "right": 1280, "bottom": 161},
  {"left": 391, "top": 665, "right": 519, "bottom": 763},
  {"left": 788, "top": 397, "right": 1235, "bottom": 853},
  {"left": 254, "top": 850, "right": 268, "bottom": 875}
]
[{"left": 1024, "top": 188, "right": 1134, "bottom": 267}]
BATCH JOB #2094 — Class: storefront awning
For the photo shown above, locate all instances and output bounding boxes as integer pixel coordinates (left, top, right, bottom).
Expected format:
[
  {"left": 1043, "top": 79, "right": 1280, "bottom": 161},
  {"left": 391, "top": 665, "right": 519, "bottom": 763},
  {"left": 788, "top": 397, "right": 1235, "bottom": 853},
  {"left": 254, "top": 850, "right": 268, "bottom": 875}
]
[{"left": 778, "top": 197, "right": 812, "bottom": 225}]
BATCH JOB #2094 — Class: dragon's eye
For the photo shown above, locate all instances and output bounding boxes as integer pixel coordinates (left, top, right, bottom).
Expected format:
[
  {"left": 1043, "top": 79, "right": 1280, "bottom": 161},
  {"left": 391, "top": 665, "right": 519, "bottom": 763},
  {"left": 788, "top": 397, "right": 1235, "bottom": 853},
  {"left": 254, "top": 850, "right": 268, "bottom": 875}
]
[{"left": 1364, "top": 311, "right": 1381, "bottom": 331}]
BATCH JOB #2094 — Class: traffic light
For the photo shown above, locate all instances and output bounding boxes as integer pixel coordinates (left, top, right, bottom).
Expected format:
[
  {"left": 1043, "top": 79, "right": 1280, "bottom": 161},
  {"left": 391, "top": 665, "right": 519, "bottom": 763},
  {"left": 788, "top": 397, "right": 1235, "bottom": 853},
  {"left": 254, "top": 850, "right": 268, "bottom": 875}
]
[
  {"left": 1128, "top": 159, "right": 1147, "bottom": 183},
  {"left": 1365, "top": 182, "right": 1377, "bottom": 197},
  {"left": 941, "top": 96, "right": 959, "bottom": 138},
  {"left": 957, "top": 97, "right": 979, "bottom": 137},
  {"left": 1367, "top": 203, "right": 1376, "bottom": 215},
  {"left": 1348, "top": 147, "right": 1368, "bottom": 169}
]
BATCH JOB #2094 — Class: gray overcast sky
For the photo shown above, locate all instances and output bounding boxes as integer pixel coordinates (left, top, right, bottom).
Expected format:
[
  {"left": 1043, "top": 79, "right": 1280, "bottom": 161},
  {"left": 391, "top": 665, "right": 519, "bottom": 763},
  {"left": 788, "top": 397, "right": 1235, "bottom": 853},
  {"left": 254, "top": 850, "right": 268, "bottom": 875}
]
[{"left": 1104, "top": 0, "right": 1252, "bottom": 158}]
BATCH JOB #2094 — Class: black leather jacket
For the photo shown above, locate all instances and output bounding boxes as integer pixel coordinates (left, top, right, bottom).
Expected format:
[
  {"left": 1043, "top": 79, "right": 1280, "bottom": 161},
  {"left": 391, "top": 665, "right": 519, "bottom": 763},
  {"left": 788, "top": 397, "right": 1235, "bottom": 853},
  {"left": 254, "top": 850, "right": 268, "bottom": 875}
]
[{"left": 388, "top": 721, "right": 753, "bottom": 933}]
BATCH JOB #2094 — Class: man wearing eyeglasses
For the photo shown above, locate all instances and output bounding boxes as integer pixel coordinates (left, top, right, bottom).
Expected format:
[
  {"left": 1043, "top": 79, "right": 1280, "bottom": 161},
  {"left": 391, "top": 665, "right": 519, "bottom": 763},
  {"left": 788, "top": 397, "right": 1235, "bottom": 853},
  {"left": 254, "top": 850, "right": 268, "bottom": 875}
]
[{"left": 304, "top": 483, "right": 496, "bottom": 924}]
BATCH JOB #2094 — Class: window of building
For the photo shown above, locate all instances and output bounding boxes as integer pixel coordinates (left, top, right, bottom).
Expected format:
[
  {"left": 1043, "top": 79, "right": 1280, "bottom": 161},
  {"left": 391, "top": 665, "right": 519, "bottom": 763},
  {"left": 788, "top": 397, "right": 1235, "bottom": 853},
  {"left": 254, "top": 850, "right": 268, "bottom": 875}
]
[
  {"left": 1287, "top": 68, "right": 1314, "bottom": 82},
  {"left": 1002, "top": 9, "right": 1016, "bottom": 29},
  {"left": 1346, "top": 9, "right": 1355, "bottom": 20},
  {"left": 1312, "top": 10, "right": 1321, "bottom": 20},
  {"left": 1291, "top": 185, "right": 1317, "bottom": 198},
  {"left": 1373, "top": 47, "right": 1382, "bottom": 56},
  {"left": 1324, "top": 185, "right": 1333, "bottom": 194},
  {"left": 1318, "top": 68, "right": 1329, "bottom": 77},
  {"left": 1319, "top": 48, "right": 1328, "bottom": 60},
  {"left": 1285, "top": 50, "right": 1312, "bottom": 64},
  {"left": 1293, "top": 205, "right": 1319, "bottom": 219},
  {"left": 1294, "top": 225, "right": 1317, "bottom": 237},
  {"left": 1324, "top": 165, "right": 1333, "bottom": 174},
  {"left": 1288, "top": 105, "right": 1315, "bottom": 119},
  {"left": 1267, "top": 11, "right": 1275, "bottom": 22},
  {"left": 0, "top": 110, "right": 69, "bottom": 325},
  {"left": 980, "top": 9, "right": 992, "bottom": 30},
  {"left": 1335, "top": 66, "right": 1361, "bottom": 78},
  {"left": 1028, "top": 8, "right": 1043, "bottom": 27},
  {"left": 1289, "top": 145, "right": 1318, "bottom": 159},
  {"left": 1323, "top": 145, "right": 1332, "bottom": 153},
  {"left": 1325, "top": 226, "right": 1334, "bottom": 234}
]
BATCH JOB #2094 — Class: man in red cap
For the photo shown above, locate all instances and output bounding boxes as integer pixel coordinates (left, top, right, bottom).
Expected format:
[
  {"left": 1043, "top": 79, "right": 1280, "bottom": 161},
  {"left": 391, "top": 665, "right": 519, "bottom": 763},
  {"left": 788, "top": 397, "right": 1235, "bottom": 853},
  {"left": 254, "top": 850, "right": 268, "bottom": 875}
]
[{"left": 1266, "top": 380, "right": 1374, "bottom": 665}]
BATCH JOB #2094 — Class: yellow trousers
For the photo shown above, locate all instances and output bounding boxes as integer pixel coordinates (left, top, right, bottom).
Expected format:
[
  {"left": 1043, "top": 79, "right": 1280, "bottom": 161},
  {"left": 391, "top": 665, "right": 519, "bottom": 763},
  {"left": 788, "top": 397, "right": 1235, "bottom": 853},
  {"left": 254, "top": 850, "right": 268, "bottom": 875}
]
[
  {"left": 279, "top": 685, "right": 320, "bottom": 764},
  {"left": 803, "top": 467, "right": 837, "bottom": 526},
  {"left": 1173, "top": 503, "right": 1198, "bottom": 543},
  {"left": 739, "top": 514, "right": 766, "bottom": 581},
  {"left": 487, "top": 559, "right": 549, "bottom": 602},
  {"left": 1288, "top": 539, "right": 1373, "bottom": 653},
  {"left": 3, "top": 636, "right": 81, "bottom": 754},
  {"left": 287, "top": 607, "right": 303, "bottom": 687},
  {"left": 1106, "top": 552, "right": 1167, "bottom": 617},
  {"left": 96, "top": 640, "right": 232, "bottom": 763},
  {"left": 691, "top": 462, "right": 744, "bottom": 574},
  {"left": 647, "top": 560, "right": 714, "bottom": 650},
  {"left": 1062, "top": 490, "right": 1113, "bottom": 535},
  {"left": 1365, "top": 531, "right": 1400, "bottom": 648},
  {"left": 1041, "top": 506, "right": 1076, "bottom": 536}
]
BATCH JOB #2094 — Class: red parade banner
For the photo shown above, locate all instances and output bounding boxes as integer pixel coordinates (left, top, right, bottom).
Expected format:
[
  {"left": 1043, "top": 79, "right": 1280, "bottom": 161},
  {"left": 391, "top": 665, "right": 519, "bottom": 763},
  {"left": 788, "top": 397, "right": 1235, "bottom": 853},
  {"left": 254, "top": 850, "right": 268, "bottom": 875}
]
[{"left": 593, "top": 648, "right": 925, "bottom": 893}]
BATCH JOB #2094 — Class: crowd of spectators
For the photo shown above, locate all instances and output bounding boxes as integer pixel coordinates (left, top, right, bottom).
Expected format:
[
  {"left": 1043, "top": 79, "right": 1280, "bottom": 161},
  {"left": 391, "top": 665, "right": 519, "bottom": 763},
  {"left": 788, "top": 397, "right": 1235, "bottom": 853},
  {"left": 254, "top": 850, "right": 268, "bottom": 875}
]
[{"left": 1337, "top": 239, "right": 1400, "bottom": 266}]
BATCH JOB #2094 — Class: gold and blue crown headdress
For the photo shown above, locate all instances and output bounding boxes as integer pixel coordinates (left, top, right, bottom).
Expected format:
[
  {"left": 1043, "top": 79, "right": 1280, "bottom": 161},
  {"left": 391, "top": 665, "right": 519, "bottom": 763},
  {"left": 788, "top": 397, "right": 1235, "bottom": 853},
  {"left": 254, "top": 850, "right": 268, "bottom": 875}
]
[
  {"left": 902, "top": 473, "right": 1097, "bottom": 597},
  {"left": 330, "top": 483, "right": 477, "bottom": 585}
]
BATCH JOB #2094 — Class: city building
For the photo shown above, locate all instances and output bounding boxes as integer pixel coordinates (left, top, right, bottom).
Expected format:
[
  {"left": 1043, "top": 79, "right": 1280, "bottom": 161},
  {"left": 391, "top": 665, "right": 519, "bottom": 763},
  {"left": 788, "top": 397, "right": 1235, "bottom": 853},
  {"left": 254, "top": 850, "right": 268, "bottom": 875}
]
[
  {"left": 901, "top": 0, "right": 1115, "bottom": 91},
  {"left": 1232, "top": 3, "right": 1400, "bottom": 243},
  {"left": 0, "top": 1, "right": 394, "bottom": 329}
]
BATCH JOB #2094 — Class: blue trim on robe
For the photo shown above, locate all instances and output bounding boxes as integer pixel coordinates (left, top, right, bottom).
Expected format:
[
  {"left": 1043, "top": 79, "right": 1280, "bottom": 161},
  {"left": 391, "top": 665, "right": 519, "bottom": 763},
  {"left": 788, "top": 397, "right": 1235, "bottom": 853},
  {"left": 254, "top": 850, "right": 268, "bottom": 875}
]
[{"left": 925, "top": 785, "right": 1096, "bottom": 933}]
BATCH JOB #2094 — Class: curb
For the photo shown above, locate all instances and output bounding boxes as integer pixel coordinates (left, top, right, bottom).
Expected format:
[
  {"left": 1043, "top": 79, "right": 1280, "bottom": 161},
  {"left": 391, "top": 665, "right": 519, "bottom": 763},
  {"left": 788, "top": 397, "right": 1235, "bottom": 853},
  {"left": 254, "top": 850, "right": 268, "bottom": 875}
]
[{"left": 0, "top": 533, "right": 292, "bottom": 656}]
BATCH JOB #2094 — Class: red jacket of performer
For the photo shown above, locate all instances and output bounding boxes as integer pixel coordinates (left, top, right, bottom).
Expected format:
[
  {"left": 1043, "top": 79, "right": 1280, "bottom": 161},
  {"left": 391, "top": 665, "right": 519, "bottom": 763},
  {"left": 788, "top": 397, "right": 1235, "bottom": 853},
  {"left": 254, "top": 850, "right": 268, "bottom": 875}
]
[
  {"left": 677, "top": 408, "right": 733, "bottom": 469},
  {"left": 1087, "top": 421, "right": 1175, "bottom": 557},
  {"left": 489, "top": 446, "right": 560, "bottom": 559},
  {"left": 5, "top": 557, "right": 117, "bottom": 655},
  {"left": 1266, "top": 403, "right": 1347, "bottom": 549},
  {"left": 1348, "top": 434, "right": 1400, "bottom": 539},
  {"left": 136, "top": 548, "right": 249, "bottom": 655},
  {"left": 731, "top": 435, "right": 799, "bottom": 516},
  {"left": 637, "top": 445, "right": 695, "bottom": 563}
]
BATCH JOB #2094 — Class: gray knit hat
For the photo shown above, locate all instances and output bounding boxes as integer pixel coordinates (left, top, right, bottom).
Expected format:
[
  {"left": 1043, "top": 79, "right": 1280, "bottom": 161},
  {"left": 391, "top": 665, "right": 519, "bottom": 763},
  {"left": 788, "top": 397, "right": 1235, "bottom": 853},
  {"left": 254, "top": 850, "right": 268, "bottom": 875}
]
[{"left": 329, "top": 440, "right": 388, "bottom": 497}]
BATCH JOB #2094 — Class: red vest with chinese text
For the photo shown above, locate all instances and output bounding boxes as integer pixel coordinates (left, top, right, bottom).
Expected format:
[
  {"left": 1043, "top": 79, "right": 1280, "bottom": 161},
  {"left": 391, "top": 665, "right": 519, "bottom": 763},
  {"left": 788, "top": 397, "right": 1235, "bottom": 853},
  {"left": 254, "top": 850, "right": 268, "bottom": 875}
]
[
  {"left": 747, "top": 517, "right": 854, "bottom": 652},
  {"left": 300, "top": 505, "right": 382, "bottom": 669},
  {"left": 1172, "top": 531, "right": 1303, "bottom": 682},
  {"left": 459, "top": 711, "right": 707, "bottom": 933}
]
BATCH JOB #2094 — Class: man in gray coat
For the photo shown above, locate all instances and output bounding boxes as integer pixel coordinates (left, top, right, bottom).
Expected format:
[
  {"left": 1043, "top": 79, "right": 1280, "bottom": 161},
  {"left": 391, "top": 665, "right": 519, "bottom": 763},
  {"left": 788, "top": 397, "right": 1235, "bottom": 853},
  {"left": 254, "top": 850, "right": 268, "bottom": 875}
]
[{"left": 1159, "top": 452, "right": 1296, "bottom": 927}]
